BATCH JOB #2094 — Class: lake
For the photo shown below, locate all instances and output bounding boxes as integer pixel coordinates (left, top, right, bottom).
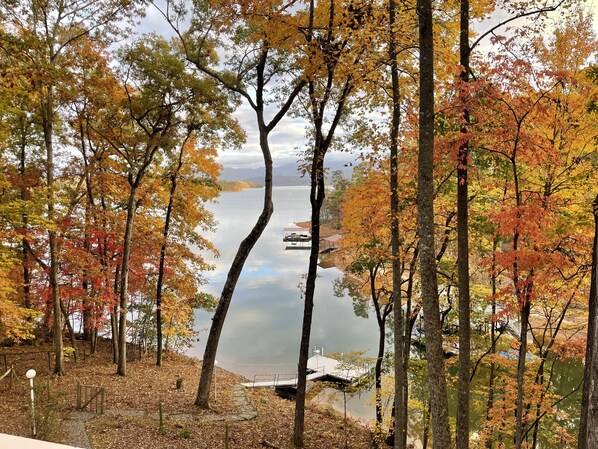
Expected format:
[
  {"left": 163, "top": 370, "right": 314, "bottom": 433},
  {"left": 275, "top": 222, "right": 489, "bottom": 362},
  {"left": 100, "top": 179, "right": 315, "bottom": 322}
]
[
  {"left": 187, "top": 185, "right": 584, "bottom": 441},
  {"left": 187, "top": 186, "right": 379, "bottom": 419}
]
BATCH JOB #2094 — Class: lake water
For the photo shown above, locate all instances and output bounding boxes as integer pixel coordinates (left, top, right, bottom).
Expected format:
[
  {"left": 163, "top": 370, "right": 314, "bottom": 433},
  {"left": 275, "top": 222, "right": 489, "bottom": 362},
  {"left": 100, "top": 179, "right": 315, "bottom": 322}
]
[
  {"left": 187, "top": 185, "right": 584, "bottom": 439},
  {"left": 187, "top": 186, "right": 379, "bottom": 419}
]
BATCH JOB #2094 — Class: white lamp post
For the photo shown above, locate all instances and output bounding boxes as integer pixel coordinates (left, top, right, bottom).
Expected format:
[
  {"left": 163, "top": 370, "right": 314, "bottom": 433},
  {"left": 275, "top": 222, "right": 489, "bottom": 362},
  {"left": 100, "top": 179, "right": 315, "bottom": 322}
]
[
  {"left": 214, "top": 360, "right": 218, "bottom": 401},
  {"left": 25, "top": 369, "right": 36, "bottom": 438}
]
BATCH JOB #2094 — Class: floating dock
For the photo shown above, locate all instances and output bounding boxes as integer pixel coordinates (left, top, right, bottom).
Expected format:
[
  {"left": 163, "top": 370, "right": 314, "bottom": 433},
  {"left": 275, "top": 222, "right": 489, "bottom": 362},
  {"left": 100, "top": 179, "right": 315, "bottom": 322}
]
[{"left": 241, "top": 353, "right": 368, "bottom": 390}]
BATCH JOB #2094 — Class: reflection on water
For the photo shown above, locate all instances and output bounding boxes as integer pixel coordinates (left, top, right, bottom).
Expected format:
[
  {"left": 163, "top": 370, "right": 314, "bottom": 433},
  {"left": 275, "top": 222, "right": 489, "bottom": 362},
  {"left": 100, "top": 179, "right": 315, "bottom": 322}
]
[
  {"left": 187, "top": 186, "right": 585, "bottom": 436},
  {"left": 188, "top": 186, "right": 379, "bottom": 420}
]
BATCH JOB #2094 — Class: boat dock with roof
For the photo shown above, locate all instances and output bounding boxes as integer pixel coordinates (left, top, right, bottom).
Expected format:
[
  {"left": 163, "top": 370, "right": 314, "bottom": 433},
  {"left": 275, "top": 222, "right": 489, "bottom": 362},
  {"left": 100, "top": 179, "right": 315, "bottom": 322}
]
[
  {"left": 282, "top": 227, "right": 311, "bottom": 249},
  {"left": 283, "top": 222, "right": 342, "bottom": 252}
]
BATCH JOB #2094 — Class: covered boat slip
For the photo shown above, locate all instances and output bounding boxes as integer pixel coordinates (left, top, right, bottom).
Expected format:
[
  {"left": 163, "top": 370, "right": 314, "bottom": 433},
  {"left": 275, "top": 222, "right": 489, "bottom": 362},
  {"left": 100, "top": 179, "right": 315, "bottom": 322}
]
[
  {"left": 283, "top": 227, "right": 311, "bottom": 249},
  {"left": 282, "top": 223, "right": 342, "bottom": 251}
]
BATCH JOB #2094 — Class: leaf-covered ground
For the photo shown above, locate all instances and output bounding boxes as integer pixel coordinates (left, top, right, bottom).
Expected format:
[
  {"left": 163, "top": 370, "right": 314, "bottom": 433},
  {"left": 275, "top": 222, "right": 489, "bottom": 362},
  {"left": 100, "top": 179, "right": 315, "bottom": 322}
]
[{"left": 0, "top": 340, "right": 374, "bottom": 448}]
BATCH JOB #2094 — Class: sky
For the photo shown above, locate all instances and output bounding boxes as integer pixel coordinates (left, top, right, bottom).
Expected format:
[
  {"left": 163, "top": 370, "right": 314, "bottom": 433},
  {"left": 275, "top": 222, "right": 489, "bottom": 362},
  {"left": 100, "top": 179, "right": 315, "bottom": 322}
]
[{"left": 138, "top": 1, "right": 598, "bottom": 171}]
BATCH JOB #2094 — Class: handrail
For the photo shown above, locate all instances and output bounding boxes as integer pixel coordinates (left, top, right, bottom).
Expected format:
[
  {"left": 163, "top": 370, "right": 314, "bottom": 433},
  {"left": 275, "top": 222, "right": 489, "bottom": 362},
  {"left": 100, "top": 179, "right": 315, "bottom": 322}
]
[{"left": 250, "top": 366, "right": 329, "bottom": 388}]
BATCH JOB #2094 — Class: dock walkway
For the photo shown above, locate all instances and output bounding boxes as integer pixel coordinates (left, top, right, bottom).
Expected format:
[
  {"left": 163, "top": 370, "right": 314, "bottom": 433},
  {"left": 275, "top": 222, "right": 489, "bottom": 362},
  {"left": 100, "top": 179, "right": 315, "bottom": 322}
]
[{"left": 241, "top": 354, "right": 367, "bottom": 389}]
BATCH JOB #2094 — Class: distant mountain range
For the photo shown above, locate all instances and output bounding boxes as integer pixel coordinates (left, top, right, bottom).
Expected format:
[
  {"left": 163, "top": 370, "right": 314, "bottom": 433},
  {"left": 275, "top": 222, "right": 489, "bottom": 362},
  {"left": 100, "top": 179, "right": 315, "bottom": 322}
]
[{"left": 219, "top": 161, "right": 354, "bottom": 186}]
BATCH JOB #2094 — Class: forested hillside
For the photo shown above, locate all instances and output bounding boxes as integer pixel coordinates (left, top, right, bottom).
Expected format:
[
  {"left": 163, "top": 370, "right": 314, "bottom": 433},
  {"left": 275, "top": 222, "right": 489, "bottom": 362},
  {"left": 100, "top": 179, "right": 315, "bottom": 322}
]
[{"left": 0, "top": 1, "right": 597, "bottom": 448}]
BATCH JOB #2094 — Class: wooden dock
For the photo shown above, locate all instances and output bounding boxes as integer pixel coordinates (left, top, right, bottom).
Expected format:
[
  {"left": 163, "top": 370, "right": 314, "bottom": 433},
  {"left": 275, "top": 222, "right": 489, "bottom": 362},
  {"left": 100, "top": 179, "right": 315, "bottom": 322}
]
[{"left": 241, "top": 353, "right": 368, "bottom": 389}]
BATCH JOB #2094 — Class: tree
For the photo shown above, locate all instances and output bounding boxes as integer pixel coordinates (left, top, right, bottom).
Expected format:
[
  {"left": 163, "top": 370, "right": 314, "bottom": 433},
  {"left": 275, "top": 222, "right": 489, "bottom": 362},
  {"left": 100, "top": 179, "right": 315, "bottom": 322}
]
[
  {"left": 340, "top": 168, "right": 393, "bottom": 439},
  {"left": 91, "top": 35, "right": 221, "bottom": 375},
  {"left": 0, "top": 0, "right": 144, "bottom": 375},
  {"left": 453, "top": 2, "right": 570, "bottom": 446},
  {"left": 456, "top": 1, "right": 472, "bottom": 446},
  {"left": 63, "top": 36, "right": 123, "bottom": 355},
  {"left": 321, "top": 170, "right": 349, "bottom": 229},
  {"left": 466, "top": 15, "right": 597, "bottom": 445},
  {"left": 388, "top": 1, "right": 406, "bottom": 447},
  {"left": 577, "top": 63, "right": 598, "bottom": 449},
  {"left": 579, "top": 194, "right": 598, "bottom": 448},
  {"left": 157, "top": 0, "right": 307, "bottom": 408},
  {"left": 292, "top": 0, "right": 379, "bottom": 444},
  {"left": 155, "top": 119, "right": 237, "bottom": 365},
  {"left": 417, "top": 1, "right": 452, "bottom": 447}
]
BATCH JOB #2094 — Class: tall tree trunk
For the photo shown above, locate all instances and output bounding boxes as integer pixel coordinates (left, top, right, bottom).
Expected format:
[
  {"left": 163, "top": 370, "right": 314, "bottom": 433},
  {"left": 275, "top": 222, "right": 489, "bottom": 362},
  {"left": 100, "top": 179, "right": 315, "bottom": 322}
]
[
  {"left": 512, "top": 156, "right": 532, "bottom": 449},
  {"left": 485, "top": 240, "right": 498, "bottom": 449},
  {"left": 292, "top": 2, "right": 318, "bottom": 440},
  {"left": 375, "top": 323, "right": 386, "bottom": 441},
  {"left": 192, "top": 23, "right": 307, "bottom": 404},
  {"left": 111, "top": 266, "right": 120, "bottom": 364},
  {"left": 19, "top": 127, "right": 32, "bottom": 312},
  {"left": 389, "top": 0, "right": 405, "bottom": 447},
  {"left": 292, "top": 3, "right": 352, "bottom": 443},
  {"left": 117, "top": 185, "right": 138, "bottom": 376},
  {"left": 156, "top": 174, "right": 177, "bottom": 366},
  {"left": 456, "top": 0, "right": 471, "bottom": 447},
  {"left": 60, "top": 300, "right": 77, "bottom": 359},
  {"left": 402, "top": 248, "right": 419, "bottom": 448},
  {"left": 195, "top": 119, "right": 274, "bottom": 407},
  {"left": 515, "top": 296, "right": 531, "bottom": 449},
  {"left": 417, "top": 1, "right": 451, "bottom": 447},
  {"left": 578, "top": 194, "right": 598, "bottom": 449},
  {"left": 293, "top": 159, "right": 325, "bottom": 448},
  {"left": 42, "top": 85, "right": 64, "bottom": 376},
  {"left": 156, "top": 137, "right": 187, "bottom": 366},
  {"left": 422, "top": 400, "right": 431, "bottom": 449},
  {"left": 371, "top": 278, "right": 391, "bottom": 441},
  {"left": 80, "top": 120, "right": 94, "bottom": 345}
]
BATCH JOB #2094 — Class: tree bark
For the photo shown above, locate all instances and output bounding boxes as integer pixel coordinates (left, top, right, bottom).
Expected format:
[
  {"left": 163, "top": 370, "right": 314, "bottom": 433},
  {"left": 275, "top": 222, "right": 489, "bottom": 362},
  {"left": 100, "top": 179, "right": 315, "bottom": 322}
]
[
  {"left": 456, "top": 0, "right": 471, "bottom": 447},
  {"left": 117, "top": 185, "right": 138, "bottom": 376},
  {"left": 578, "top": 194, "right": 598, "bottom": 449},
  {"left": 111, "top": 266, "right": 120, "bottom": 364},
  {"left": 292, "top": 2, "right": 354, "bottom": 443},
  {"left": 42, "top": 84, "right": 64, "bottom": 376},
  {"left": 156, "top": 171, "right": 178, "bottom": 364},
  {"left": 370, "top": 270, "right": 392, "bottom": 439},
  {"left": 195, "top": 117, "right": 274, "bottom": 407},
  {"left": 485, "top": 240, "right": 498, "bottom": 449},
  {"left": 389, "top": 0, "right": 406, "bottom": 447},
  {"left": 190, "top": 25, "right": 307, "bottom": 405},
  {"left": 515, "top": 296, "right": 531, "bottom": 449},
  {"left": 512, "top": 155, "right": 532, "bottom": 449},
  {"left": 417, "top": 1, "right": 451, "bottom": 448},
  {"left": 293, "top": 160, "right": 324, "bottom": 448},
  {"left": 19, "top": 128, "right": 32, "bottom": 312},
  {"left": 156, "top": 134, "right": 191, "bottom": 366}
]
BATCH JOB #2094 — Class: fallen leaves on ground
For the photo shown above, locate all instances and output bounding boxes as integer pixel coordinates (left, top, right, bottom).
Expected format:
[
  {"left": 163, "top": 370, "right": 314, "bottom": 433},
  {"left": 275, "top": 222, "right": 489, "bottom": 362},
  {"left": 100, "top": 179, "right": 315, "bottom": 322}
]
[{"left": 1, "top": 340, "right": 374, "bottom": 448}]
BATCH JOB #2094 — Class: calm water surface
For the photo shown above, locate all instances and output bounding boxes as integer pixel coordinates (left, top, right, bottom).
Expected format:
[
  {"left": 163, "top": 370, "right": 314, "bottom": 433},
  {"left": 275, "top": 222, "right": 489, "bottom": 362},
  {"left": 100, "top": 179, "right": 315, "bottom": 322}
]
[
  {"left": 187, "top": 186, "right": 583, "bottom": 437},
  {"left": 188, "top": 186, "right": 378, "bottom": 419}
]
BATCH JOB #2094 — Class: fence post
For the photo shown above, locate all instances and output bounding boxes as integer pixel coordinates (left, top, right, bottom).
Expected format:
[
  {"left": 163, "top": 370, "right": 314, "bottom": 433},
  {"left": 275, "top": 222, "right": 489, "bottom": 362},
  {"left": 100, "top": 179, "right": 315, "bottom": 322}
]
[
  {"left": 47, "top": 352, "right": 51, "bottom": 373},
  {"left": 76, "top": 382, "right": 81, "bottom": 410},
  {"left": 3, "top": 354, "right": 6, "bottom": 371},
  {"left": 101, "top": 388, "right": 105, "bottom": 414}
]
